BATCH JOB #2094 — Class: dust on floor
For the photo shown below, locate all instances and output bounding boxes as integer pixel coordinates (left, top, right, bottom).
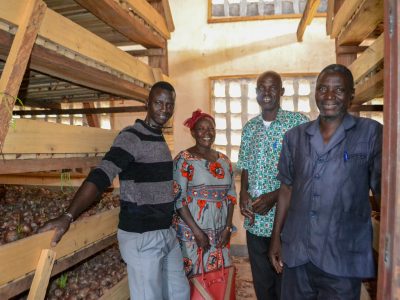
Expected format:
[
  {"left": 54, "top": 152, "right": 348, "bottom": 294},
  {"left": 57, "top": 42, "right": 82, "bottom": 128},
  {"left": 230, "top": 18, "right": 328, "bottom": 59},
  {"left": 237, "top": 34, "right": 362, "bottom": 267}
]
[{"left": 232, "top": 256, "right": 256, "bottom": 299}]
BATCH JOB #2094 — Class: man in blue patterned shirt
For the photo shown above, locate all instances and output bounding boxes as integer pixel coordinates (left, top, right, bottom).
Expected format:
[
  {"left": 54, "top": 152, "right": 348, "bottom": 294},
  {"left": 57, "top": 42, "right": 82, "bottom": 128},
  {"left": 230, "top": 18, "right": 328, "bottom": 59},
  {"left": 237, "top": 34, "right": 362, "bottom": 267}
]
[{"left": 237, "top": 71, "right": 308, "bottom": 300}]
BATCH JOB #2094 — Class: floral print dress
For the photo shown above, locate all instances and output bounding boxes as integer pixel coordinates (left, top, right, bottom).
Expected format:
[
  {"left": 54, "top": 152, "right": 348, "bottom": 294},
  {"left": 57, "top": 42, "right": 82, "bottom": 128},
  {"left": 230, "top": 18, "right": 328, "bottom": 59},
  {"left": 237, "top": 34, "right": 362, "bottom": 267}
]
[{"left": 173, "top": 150, "right": 237, "bottom": 276}]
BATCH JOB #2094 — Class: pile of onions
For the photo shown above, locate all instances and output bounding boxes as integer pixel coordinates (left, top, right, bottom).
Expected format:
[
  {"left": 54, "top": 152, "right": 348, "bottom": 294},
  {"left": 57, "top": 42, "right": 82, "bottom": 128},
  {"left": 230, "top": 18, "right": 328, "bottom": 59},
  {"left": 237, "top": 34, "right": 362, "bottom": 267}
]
[{"left": 0, "top": 185, "right": 119, "bottom": 245}]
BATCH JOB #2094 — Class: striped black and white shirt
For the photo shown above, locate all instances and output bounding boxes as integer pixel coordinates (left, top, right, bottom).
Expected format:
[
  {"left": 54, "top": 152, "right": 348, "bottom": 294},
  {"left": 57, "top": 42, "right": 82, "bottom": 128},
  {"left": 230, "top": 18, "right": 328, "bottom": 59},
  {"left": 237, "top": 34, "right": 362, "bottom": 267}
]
[{"left": 86, "top": 119, "right": 174, "bottom": 233}]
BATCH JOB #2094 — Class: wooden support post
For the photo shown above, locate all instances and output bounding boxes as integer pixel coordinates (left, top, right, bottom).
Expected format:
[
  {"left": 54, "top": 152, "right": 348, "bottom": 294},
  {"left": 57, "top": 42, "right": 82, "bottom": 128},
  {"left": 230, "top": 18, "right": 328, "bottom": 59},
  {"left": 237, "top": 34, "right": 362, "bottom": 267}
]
[
  {"left": 27, "top": 249, "right": 56, "bottom": 300},
  {"left": 161, "top": 0, "right": 175, "bottom": 32},
  {"left": 326, "top": 0, "right": 334, "bottom": 35},
  {"left": 0, "top": 0, "right": 46, "bottom": 150},
  {"left": 83, "top": 102, "right": 101, "bottom": 127},
  {"left": 149, "top": 0, "right": 169, "bottom": 74},
  {"left": 149, "top": 41, "right": 169, "bottom": 75},
  {"left": 334, "top": 0, "right": 357, "bottom": 66},
  {"left": 377, "top": 0, "right": 400, "bottom": 299}
]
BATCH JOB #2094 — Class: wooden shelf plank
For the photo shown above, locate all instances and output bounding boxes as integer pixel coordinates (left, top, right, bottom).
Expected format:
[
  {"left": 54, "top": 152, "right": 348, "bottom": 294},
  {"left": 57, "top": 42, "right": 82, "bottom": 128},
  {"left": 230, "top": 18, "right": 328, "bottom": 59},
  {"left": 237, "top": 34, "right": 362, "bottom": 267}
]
[
  {"left": 75, "top": 0, "right": 169, "bottom": 48},
  {"left": 13, "top": 105, "right": 147, "bottom": 116},
  {"left": 1, "top": 237, "right": 117, "bottom": 297},
  {"left": 0, "top": 29, "right": 149, "bottom": 101},
  {"left": 0, "top": 234, "right": 117, "bottom": 299},
  {"left": 348, "top": 105, "right": 383, "bottom": 112},
  {"left": 99, "top": 276, "right": 129, "bottom": 300},
  {"left": 353, "top": 69, "right": 384, "bottom": 105},
  {"left": 124, "top": 0, "right": 170, "bottom": 38},
  {"left": 336, "top": 0, "right": 383, "bottom": 46},
  {"left": 330, "top": 0, "right": 364, "bottom": 38},
  {"left": 349, "top": 33, "right": 384, "bottom": 83},
  {"left": 0, "top": 157, "right": 102, "bottom": 175},
  {"left": 2, "top": 119, "right": 118, "bottom": 154},
  {"left": 0, "top": 208, "right": 119, "bottom": 286}
]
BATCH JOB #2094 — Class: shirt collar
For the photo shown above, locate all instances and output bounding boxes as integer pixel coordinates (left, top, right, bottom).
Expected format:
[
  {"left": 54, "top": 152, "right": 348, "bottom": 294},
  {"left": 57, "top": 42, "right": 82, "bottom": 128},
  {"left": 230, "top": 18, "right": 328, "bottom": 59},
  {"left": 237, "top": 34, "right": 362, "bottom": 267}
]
[
  {"left": 305, "top": 113, "right": 356, "bottom": 136},
  {"left": 136, "top": 119, "right": 163, "bottom": 134},
  {"left": 256, "top": 108, "right": 285, "bottom": 124}
]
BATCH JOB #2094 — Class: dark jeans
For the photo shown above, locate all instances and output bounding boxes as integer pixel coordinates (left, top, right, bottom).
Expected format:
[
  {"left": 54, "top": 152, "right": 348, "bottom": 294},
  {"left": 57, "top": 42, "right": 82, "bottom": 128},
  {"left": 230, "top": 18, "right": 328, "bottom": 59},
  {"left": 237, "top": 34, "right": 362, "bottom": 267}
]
[
  {"left": 281, "top": 262, "right": 362, "bottom": 300},
  {"left": 246, "top": 231, "right": 281, "bottom": 300}
]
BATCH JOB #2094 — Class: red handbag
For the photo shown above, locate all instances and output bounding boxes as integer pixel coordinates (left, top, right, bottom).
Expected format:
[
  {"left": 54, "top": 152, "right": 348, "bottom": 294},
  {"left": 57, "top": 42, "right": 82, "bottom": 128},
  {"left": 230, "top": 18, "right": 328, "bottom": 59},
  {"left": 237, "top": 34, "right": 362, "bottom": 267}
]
[{"left": 189, "top": 249, "right": 236, "bottom": 300}]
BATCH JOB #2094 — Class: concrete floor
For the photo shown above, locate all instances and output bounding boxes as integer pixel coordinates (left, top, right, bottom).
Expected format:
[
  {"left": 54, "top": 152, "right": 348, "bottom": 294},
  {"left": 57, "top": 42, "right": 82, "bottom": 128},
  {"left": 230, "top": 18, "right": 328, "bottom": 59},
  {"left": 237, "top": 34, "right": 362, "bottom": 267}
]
[{"left": 232, "top": 256, "right": 257, "bottom": 299}]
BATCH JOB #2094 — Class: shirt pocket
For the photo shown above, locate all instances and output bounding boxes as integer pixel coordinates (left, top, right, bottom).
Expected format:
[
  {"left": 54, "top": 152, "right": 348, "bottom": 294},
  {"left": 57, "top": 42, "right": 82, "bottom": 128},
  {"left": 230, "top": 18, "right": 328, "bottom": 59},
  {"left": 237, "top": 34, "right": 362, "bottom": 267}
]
[{"left": 346, "top": 142, "right": 368, "bottom": 164}]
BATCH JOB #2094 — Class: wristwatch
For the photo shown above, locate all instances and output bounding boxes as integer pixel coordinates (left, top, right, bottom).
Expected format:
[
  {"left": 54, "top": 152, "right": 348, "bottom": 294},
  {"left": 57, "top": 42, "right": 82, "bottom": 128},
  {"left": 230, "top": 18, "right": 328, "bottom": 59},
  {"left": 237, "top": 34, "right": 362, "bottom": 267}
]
[
  {"left": 225, "top": 225, "right": 233, "bottom": 233},
  {"left": 63, "top": 211, "right": 74, "bottom": 222}
]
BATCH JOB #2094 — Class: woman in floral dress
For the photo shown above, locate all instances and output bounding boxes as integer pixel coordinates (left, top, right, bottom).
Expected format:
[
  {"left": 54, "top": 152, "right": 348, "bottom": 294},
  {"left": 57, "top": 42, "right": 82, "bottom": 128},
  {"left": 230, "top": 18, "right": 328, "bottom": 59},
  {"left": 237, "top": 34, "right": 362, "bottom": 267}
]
[{"left": 173, "top": 109, "right": 237, "bottom": 276}]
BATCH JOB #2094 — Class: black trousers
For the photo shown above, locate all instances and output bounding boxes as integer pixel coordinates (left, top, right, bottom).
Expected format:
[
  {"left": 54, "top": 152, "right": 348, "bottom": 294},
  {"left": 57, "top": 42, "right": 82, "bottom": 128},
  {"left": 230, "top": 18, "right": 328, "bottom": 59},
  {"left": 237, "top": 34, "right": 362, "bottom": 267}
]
[
  {"left": 281, "top": 262, "right": 362, "bottom": 300},
  {"left": 246, "top": 231, "right": 281, "bottom": 300}
]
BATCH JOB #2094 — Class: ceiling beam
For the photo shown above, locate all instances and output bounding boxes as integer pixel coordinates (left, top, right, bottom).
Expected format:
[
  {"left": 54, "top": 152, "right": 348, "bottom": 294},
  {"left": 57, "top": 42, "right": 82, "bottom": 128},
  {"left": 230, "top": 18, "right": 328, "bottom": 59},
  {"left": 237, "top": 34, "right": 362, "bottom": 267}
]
[
  {"left": 74, "top": 0, "right": 169, "bottom": 48},
  {"left": 296, "top": 0, "right": 321, "bottom": 42},
  {"left": 13, "top": 105, "right": 147, "bottom": 116}
]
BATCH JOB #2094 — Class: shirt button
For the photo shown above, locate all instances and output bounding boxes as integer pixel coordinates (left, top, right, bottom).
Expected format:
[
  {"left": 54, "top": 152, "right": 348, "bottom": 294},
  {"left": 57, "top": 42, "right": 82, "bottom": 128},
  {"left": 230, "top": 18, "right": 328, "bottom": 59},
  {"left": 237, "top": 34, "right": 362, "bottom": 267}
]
[
  {"left": 310, "top": 211, "right": 317, "bottom": 217},
  {"left": 314, "top": 174, "right": 320, "bottom": 179}
]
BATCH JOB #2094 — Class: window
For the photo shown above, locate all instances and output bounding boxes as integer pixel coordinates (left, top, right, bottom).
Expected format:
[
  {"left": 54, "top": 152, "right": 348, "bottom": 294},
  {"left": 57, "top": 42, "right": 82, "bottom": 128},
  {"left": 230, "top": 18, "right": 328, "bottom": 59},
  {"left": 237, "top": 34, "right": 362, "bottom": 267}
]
[
  {"left": 210, "top": 74, "right": 319, "bottom": 164},
  {"left": 209, "top": 0, "right": 328, "bottom": 23}
]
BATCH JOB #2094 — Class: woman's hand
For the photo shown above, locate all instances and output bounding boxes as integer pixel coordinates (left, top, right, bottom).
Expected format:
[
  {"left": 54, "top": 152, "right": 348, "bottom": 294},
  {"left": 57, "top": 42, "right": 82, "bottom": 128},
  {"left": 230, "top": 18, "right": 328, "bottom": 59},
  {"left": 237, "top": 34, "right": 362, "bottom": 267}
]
[
  {"left": 193, "top": 228, "right": 211, "bottom": 252},
  {"left": 216, "top": 227, "right": 231, "bottom": 248},
  {"left": 38, "top": 215, "right": 72, "bottom": 247}
]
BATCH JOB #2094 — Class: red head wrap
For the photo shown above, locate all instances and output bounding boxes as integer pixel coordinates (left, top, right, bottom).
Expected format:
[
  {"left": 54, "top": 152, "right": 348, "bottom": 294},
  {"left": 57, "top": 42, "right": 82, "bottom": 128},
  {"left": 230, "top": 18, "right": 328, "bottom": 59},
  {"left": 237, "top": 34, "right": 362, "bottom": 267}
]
[{"left": 183, "top": 109, "right": 215, "bottom": 130}]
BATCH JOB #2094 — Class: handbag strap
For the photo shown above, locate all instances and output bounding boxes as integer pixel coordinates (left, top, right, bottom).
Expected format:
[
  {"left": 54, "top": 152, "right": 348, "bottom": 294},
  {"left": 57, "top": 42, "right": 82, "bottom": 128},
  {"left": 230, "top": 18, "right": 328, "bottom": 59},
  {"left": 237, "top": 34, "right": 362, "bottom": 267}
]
[{"left": 196, "top": 247, "right": 226, "bottom": 279}]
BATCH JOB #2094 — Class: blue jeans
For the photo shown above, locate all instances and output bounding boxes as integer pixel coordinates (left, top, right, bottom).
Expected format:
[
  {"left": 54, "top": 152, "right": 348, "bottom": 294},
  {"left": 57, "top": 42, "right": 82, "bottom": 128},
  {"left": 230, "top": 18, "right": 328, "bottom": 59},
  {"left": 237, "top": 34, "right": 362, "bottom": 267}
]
[{"left": 118, "top": 227, "right": 190, "bottom": 300}]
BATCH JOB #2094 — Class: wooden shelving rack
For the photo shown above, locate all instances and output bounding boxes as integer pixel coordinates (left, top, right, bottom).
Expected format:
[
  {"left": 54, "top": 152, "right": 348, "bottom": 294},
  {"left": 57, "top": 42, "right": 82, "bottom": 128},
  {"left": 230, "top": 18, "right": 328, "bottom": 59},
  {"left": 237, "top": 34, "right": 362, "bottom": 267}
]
[{"left": 0, "top": 0, "right": 175, "bottom": 298}]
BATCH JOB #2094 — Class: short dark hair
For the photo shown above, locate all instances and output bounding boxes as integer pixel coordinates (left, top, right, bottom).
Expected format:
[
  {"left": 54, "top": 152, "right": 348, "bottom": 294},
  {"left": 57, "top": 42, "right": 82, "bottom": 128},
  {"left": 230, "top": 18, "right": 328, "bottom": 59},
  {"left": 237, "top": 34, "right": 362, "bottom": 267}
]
[
  {"left": 317, "top": 64, "right": 354, "bottom": 90},
  {"left": 149, "top": 81, "right": 175, "bottom": 99},
  {"left": 257, "top": 71, "right": 283, "bottom": 87}
]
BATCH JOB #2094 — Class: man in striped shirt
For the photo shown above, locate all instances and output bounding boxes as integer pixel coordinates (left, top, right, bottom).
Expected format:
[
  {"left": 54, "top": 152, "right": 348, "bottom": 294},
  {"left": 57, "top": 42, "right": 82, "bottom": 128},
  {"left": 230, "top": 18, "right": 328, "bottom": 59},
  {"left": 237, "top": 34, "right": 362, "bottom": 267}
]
[{"left": 40, "top": 82, "right": 190, "bottom": 300}]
